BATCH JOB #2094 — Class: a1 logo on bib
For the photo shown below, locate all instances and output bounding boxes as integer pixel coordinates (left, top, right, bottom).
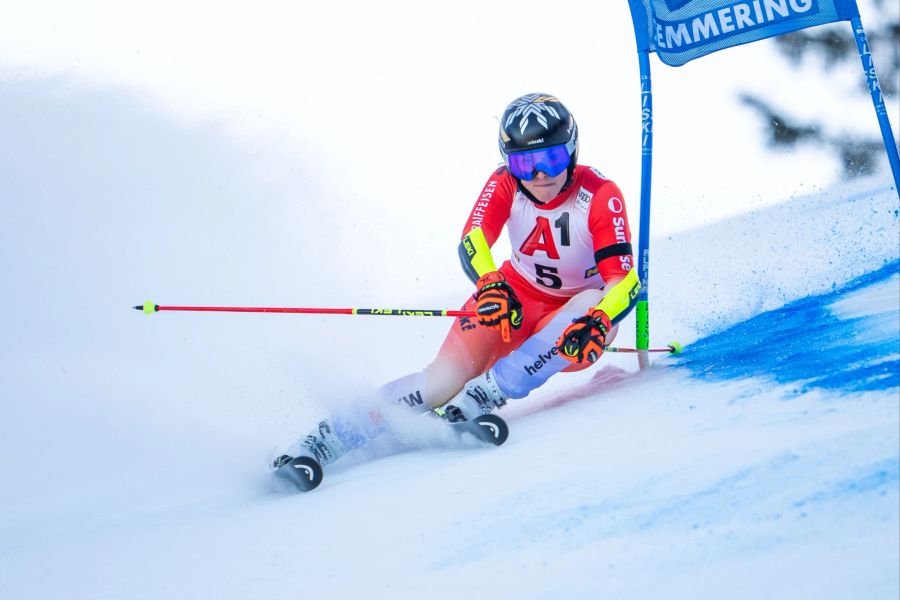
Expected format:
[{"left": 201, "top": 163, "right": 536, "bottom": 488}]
[{"left": 576, "top": 187, "right": 593, "bottom": 213}]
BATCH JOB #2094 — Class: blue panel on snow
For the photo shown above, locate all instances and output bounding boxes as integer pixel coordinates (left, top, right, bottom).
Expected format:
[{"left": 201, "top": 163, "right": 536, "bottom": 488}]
[{"left": 676, "top": 260, "right": 900, "bottom": 394}]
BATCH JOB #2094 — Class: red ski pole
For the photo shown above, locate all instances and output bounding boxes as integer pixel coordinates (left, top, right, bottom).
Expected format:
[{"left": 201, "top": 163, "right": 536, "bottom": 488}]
[
  {"left": 134, "top": 301, "right": 475, "bottom": 318},
  {"left": 133, "top": 301, "right": 682, "bottom": 354}
]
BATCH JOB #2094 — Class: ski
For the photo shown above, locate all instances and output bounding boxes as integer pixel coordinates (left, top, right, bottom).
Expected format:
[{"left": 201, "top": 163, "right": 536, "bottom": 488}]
[
  {"left": 449, "top": 413, "right": 509, "bottom": 446},
  {"left": 271, "top": 413, "right": 509, "bottom": 493},
  {"left": 271, "top": 453, "right": 324, "bottom": 492}
]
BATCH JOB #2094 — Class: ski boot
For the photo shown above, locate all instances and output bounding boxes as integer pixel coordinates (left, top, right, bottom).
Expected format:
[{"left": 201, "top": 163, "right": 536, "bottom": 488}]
[
  {"left": 443, "top": 369, "right": 508, "bottom": 422},
  {"left": 270, "top": 419, "right": 350, "bottom": 492},
  {"left": 438, "top": 369, "right": 510, "bottom": 446}
]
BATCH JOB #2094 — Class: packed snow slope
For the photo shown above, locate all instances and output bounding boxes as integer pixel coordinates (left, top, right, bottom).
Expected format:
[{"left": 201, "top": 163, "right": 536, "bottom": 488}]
[
  {"left": 1, "top": 92, "right": 897, "bottom": 600},
  {"left": 2, "top": 0, "right": 899, "bottom": 596}
]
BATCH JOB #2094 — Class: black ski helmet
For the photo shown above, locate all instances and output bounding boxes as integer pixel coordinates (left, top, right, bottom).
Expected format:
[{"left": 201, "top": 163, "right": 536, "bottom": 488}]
[{"left": 498, "top": 93, "right": 579, "bottom": 174}]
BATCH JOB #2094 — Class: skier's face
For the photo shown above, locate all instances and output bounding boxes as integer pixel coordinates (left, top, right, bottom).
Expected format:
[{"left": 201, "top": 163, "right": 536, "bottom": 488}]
[{"left": 520, "top": 168, "right": 567, "bottom": 203}]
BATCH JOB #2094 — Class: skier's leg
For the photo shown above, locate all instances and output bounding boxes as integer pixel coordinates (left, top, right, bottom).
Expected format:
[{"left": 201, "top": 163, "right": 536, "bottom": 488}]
[
  {"left": 278, "top": 273, "right": 569, "bottom": 465},
  {"left": 275, "top": 310, "right": 512, "bottom": 466},
  {"left": 491, "top": 288, "right": 606, "bottom": 396},
  {"left": 375, "top": 278, "right": 569, "bottom": 411},
  {"left": 441, "top": 289, "right": 606, "bottom": 419}
]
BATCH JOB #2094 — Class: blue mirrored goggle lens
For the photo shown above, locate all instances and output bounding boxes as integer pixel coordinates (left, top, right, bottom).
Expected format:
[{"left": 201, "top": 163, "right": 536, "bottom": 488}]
[{"left": 507, "top": 145, "right": 570, "bottom": 181}]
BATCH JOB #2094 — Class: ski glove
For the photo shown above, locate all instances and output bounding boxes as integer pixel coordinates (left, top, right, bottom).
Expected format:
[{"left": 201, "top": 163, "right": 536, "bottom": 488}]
[
  {"left": 557, "top": 308, "right": 611, "bottom": 364},
  {"left": 474, "top": 271, "right": 523, "bottom": 342}
]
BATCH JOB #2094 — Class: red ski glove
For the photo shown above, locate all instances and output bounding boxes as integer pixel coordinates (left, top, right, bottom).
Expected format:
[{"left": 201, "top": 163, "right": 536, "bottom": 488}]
[
  {"left": 474, "top": 271, "right": 523, "bottom": 342},
  {"left": 557, "top": 308, "right": 611, "bottom": 364}
]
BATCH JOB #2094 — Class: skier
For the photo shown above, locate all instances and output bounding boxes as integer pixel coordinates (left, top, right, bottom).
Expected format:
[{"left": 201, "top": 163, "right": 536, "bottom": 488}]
[{"left": 273, "top": 93, "right": 640, "bottom": 484}]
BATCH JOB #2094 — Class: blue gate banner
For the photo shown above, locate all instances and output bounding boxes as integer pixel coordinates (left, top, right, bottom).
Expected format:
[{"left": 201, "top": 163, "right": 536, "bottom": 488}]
[{"left": 629, "top": 0, "right": 861, "bottom": 66}]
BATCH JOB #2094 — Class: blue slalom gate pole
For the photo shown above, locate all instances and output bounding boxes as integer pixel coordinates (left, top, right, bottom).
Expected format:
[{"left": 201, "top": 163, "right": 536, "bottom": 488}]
[
  {"left": 635, "top": 49, "right": 653, "bottom": 369},
  {"left": 850, "top": 16, "right": 900, "bottom": 194}
]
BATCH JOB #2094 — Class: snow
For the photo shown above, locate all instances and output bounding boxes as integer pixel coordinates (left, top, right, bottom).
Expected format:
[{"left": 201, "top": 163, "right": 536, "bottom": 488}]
[
  {"left": 3, "top": 178, "right": 896, "bottom": 600},
  {"left": 1, "top": 1, "right": 898, "bottom": 598},
  {"left": 830, "top": 273, "right": 900, "bottom": 320}
]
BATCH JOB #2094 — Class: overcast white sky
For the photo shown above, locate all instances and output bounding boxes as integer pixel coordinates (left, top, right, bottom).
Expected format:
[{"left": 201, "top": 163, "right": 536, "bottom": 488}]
[{"left": 2, "top": 0, "right": 895, "bottom": 235}]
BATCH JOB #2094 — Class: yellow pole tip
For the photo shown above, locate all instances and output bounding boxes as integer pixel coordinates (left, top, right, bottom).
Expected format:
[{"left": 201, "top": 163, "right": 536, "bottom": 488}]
[
  {"left": 668, "top": 341, "right": 683, "bottom": 355},
  {"left": 143, "top": 301, "right": 157, "bottom": 315}
]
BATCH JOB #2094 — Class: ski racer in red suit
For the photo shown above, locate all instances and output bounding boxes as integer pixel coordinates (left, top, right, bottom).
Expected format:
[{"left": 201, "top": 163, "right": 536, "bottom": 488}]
[{"left": 275, "top": 94, "right": 640, "bottom": 471}]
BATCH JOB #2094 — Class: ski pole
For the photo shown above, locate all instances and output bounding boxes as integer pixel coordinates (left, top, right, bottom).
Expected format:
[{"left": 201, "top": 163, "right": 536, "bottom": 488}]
[
  {"left": 134, "top": 301, "right": 474, "bottom": 318},
  {"left": 133, "top": 301, "right": 682, "bottom": 354},
  {"left": 603, "top": 342, "right": 682, "bottom": 355}
]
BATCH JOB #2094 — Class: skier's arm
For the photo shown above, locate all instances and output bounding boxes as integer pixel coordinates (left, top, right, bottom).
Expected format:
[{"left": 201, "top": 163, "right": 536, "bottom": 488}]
[
  {"left": 587, "top": 179, "right": 639, "bottom": 325},
  {"left": 457, "top": 167, "right": 515, "bottom": 284},
  {"left": 558, "top": 179, "right": 639, "bottom": 363},
  {"left": 458, "top": 226, "right": 498, "bottom": 283},
  {"left": 593, "top": 268, "right": 641, "bottom": 326}
]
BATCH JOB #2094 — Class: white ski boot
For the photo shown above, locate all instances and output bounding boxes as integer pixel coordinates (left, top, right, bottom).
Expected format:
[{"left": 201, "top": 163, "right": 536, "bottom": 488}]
[
  {"left": 275, "top": 419, "right": 350, "bottom": 467},
  {"left": 442, "top": 369, "right": 508, "bottom": 423},
  {"left": 270, "top": 419, "right": 350, "bottom": 491}
]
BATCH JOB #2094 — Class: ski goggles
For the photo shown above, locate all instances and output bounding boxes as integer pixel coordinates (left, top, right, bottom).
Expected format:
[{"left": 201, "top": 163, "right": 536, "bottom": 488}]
[{"left": 506, "top": 144, "right": 571, "bottom": 181}]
